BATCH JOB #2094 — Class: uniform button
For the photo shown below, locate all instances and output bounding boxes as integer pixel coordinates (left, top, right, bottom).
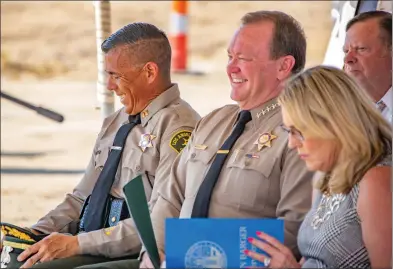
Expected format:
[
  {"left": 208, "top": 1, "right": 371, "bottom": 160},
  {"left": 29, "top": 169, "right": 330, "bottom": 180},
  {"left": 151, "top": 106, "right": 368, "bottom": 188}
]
[
  {"left": 136, "top": 165, "right": 141, "bottom": 171},
  {"left": 191, "top": 153, "right": 196, "bottom": 158},
  {"left": 111, "top": 216, "right": 116, "bottom": 223}
]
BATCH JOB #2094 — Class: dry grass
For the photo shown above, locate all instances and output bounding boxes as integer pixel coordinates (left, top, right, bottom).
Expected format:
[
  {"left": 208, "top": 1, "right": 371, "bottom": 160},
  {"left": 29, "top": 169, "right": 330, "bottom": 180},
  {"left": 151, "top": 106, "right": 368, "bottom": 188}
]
[{"left": 1, "top": 1, "right": 333, "bottom": 81}]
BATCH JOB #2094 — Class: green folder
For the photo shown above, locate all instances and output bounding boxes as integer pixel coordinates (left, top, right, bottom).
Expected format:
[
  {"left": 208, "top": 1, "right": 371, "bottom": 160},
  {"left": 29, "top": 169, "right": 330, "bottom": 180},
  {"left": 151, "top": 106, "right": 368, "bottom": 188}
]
[{"left": 123, "top": 175, "right": 161, "bottom": 269}]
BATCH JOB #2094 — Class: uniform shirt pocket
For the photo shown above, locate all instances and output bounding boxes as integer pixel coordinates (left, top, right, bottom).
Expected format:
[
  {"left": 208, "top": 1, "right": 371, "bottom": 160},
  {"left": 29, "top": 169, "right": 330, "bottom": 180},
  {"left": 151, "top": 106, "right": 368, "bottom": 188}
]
[
  {"left": 122, "top": 147, "right": 159, "bottom": 175},
  {"left": 121, "top": 148, "right": 158, "bottom": 201},
  {"left": 94, "top": 146, "right": 109, "bottom": 171},
  {"left": 224, "top": 149, "right": 276, "bottom": 210},
  {"left": 184, "top": 146, "right": 217, "bottom": 198},
  {"left": 122, "top": 148, "right": 143, "bottom": 174}
]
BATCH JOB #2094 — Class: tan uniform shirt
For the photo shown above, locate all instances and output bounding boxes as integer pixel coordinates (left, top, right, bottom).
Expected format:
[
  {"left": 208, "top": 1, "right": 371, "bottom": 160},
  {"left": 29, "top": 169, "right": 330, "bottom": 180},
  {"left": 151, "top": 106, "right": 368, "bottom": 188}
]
[
  {"left": 149, "top": 98, "right": 314, "bottom": 259},
  {"left": 31, "top": 84, "right": 201, "bottom": 258}
]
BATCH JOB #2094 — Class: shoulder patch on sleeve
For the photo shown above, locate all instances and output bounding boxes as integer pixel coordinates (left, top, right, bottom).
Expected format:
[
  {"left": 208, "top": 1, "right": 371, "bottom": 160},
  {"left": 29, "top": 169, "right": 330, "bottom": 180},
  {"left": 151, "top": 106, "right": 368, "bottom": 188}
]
[{"left": 169, "top": 130, "right": 192, "bottom": 154}]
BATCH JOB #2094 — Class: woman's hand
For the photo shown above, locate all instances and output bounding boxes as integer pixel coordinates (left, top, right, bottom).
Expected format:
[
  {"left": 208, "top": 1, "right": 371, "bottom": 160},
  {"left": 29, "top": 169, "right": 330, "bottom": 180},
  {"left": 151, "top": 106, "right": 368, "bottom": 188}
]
[{"left": 245, "top": 231, "right": 301, "bottom": 268}]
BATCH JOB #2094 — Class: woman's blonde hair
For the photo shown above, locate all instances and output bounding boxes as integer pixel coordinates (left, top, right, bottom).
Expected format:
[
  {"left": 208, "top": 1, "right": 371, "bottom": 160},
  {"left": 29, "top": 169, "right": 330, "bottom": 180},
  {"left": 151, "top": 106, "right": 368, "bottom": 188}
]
[{"left": 278, "top": 65, "right": 392, "bottom": 194}]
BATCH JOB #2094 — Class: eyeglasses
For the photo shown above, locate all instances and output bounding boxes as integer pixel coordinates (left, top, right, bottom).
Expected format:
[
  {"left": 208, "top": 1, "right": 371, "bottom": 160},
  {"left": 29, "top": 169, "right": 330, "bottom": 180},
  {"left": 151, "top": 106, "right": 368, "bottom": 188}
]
[{"left": 280, "top": 124, "right": 304, "bottom": 142}]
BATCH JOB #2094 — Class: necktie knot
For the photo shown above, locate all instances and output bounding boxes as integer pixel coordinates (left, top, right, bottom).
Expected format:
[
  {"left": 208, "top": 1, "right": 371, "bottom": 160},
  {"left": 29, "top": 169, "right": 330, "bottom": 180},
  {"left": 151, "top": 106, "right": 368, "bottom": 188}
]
[
  {"left": 237, "top": 110, "right": 252, "bottom": 125},
  {"left": 129, "top": 114, "right": 141, "bottom": 124}
]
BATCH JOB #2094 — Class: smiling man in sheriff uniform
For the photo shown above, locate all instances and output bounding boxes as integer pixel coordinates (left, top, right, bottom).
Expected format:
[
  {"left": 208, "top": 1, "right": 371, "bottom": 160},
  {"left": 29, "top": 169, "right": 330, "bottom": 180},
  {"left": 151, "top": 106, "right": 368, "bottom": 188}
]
[
  {"left": 0, "top": 22, "right": 200, "bottom": 269},
  {"left": 139, "top": 10, "right": 314, "bottom": 269}
]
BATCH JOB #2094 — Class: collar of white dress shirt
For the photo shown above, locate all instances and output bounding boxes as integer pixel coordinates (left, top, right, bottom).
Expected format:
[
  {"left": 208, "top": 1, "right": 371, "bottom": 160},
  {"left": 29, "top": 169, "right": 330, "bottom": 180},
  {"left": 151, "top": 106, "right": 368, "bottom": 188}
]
[{"left": 380, "top": 86, "right": 392, "bottom": 112}]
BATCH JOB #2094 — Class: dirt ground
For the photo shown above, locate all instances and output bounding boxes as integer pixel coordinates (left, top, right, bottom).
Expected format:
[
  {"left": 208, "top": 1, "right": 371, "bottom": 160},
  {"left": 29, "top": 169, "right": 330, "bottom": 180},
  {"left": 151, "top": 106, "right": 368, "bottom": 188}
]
[{"left": 1, "top": 1, "right": 333, "bottom": 227}]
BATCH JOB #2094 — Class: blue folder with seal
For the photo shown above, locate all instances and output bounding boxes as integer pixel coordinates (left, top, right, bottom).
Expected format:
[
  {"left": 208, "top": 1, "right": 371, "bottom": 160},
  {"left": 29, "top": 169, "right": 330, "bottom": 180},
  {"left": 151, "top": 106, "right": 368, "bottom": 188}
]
[{"left": 165, "top": 218, "right": 284, "bottom": 268}]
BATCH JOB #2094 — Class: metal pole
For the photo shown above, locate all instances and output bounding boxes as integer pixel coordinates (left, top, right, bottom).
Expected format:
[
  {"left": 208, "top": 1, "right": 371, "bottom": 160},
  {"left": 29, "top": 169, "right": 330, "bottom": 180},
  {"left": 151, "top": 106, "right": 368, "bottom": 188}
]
[
  {"left": 1, "top": 91, "right": 64, "bottom": 123},
  {"left": 94, "top": 0, "right": 114, "bottom": 119}
]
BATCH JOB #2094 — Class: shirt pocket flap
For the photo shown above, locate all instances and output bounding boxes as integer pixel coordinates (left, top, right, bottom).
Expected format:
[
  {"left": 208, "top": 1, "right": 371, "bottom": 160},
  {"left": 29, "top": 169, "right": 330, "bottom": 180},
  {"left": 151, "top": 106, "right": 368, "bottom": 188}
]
[
  {"left": 226, "top": 149, "right": 276, "bottom": 178},
  {"left": 184, "top": 146, "right": 217, "bottom": 198},
  {"left": 94, "top": 146, "right": 109, "bottom": 170},
  {"left": 187, "top": 146, "right": 217, "bottom": 165},
  {"left": 122, "top": 147, "right": 159, "bottom": 176},
  {"left": 122, "top": 148, "right": 143, "bottom": 172}
]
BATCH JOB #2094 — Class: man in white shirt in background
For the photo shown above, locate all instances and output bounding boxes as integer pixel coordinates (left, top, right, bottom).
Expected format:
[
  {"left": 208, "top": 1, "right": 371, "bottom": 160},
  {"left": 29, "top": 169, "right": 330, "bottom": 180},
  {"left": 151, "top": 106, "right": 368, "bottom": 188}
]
[{"left": 343, "top": 10, "right": 392, "bottom": 124}]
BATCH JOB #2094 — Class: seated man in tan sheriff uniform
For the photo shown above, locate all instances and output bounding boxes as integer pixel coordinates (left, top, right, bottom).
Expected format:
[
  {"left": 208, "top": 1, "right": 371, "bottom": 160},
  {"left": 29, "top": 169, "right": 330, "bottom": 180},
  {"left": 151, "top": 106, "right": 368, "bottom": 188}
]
[
  {"left": 0, "top": 22, "right": 200, "bottom": 269},
  {"left": 137, "top": 10, "right": 315, "bottom": 269}
]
